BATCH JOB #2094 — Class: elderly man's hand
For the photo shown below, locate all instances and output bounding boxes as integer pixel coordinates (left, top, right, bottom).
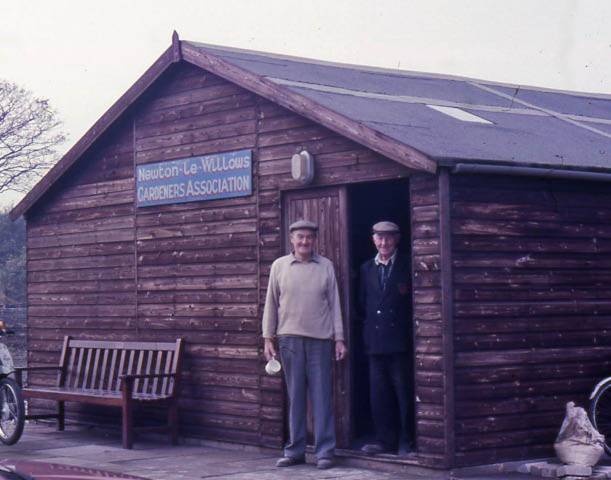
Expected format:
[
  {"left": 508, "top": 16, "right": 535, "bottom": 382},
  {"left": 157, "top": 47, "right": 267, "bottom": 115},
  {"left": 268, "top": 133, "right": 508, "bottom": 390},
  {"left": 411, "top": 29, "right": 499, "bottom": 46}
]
[
  {"left": 335, "top": 340, "right": 348, "bottom": 361},
  {"left": 264, "top": 338, "right": 277, "bottom": 361}
]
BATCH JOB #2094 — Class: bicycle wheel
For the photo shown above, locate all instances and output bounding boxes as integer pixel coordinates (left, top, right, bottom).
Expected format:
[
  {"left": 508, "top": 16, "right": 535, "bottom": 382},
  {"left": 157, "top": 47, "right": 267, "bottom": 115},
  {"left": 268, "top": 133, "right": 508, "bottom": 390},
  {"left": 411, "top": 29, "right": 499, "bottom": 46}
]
[
  {"left": 0, "top": 377, "right": 25, "bottom": 445},
  {"left": 590, "top": 381, "right": 611, "bottom": 455}
]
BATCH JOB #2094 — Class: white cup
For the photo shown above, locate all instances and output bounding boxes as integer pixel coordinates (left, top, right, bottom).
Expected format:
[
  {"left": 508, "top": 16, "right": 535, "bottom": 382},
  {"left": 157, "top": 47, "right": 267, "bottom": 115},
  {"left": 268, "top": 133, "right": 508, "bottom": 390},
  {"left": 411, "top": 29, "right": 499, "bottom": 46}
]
[{"left": 265, "top": 357, "right": 281, "bottom": 375}]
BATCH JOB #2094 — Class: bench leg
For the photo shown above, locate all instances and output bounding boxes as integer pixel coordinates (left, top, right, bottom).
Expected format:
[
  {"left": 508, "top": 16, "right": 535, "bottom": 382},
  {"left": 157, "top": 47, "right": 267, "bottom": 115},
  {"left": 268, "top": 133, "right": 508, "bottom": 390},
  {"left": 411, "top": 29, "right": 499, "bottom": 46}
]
[
  {"left": 58, "top": 401, "right": 65, "bottom": 431},
  {"left": 122, "top": 399, "right": 133, "bottom": 449},
  {"left": 121, "top": 377, "right": 135, "bottom": 449},
  {"left": 169, "top": 399, "right": 179, "bottom": 445}
]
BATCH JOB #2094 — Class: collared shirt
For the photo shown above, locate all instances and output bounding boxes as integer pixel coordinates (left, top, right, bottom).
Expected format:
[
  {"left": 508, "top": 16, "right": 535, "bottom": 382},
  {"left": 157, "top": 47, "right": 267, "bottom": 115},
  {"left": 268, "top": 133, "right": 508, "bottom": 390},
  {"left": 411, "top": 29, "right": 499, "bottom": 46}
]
[
  {"left": 375, "top": 250, "right": 398, "bottom": 291},
  {"left": 374, "top": 249, "right": 398, "bottom": 267},
  {"left": 262, "top": 252, "right": 344, "bottom": 341}
]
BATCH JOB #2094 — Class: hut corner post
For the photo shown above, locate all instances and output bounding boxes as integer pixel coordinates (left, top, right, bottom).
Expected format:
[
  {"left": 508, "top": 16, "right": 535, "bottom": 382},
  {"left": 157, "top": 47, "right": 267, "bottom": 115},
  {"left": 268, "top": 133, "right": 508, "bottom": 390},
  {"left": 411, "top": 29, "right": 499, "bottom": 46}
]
[{"left": 440, "top": 168, "right": 456, "bottom": 468}]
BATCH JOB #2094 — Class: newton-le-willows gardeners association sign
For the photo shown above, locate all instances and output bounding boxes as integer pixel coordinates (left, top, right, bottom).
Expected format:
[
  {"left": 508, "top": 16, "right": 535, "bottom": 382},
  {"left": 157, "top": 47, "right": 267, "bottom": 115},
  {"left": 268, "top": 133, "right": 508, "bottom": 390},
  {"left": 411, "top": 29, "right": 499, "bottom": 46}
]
[{"left": 136, "top": 149, "right": 252, "bottom": 207}]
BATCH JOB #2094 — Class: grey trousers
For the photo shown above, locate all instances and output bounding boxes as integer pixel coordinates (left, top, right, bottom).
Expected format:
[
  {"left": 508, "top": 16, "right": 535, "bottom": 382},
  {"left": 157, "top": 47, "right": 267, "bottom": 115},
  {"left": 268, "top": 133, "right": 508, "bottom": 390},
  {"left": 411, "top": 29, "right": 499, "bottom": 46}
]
[{"left": 278, "top": 336, "right": 336, "bottom": 460}]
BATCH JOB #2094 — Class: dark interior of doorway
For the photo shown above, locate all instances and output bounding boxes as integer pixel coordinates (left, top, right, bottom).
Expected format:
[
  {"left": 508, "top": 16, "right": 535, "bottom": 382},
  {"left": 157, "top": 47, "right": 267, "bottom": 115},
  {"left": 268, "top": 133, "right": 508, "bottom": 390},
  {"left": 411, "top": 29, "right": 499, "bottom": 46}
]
[{"left": 347, "top": 178, "right": 413, "bottom": 450}]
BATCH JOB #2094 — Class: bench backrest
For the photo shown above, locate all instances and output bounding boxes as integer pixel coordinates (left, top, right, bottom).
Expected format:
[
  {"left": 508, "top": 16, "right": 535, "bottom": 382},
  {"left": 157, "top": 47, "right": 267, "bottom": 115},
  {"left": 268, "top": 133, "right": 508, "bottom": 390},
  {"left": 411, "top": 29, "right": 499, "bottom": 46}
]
[{"left": 57, "top": 337, "right": 184, "bottom": 397}]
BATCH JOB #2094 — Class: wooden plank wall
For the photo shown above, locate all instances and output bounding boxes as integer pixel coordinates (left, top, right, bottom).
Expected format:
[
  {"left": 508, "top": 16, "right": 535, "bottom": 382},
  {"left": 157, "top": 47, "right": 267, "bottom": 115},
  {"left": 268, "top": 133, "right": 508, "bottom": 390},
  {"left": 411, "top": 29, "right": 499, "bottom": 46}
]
[
  {"left": 26, "top": 116, "right": 137, "bottom": 421},
  {"left": 25, "top": 62, "right": 417, "bottom": 450},
  {"left": 132, "top": 63, "right": 262, "bottom": 445},
  {"left": 410, "top": 173, "right": 448, "bottom": 466},
  {"left": 451, "top": 173, "right": 611, "bottom": 466}
]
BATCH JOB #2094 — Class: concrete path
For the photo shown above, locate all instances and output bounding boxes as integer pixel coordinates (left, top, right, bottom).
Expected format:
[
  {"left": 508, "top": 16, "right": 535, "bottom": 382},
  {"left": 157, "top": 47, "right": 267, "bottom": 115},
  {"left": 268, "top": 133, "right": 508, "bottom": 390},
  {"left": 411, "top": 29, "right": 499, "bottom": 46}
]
[
  {"left": 0, "top": 422, "right": 433, "bottom": 479},
  {"left": 3, "top": 423, "right": 608, "bottom": 480}
]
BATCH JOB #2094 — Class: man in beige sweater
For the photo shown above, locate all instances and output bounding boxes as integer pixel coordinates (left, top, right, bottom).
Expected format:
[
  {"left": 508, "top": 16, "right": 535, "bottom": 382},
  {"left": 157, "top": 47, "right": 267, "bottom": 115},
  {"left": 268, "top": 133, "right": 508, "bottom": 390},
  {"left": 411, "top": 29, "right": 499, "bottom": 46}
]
[{"left": 263, "top": 220, "right": 347, "bottom": 470}]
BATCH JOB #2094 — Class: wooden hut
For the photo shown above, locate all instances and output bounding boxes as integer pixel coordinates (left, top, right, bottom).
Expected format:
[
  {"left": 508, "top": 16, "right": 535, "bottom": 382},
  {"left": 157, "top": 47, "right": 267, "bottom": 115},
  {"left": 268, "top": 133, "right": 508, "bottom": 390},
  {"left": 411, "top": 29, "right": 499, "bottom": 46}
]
[{"left": 11, "top": 32, "right": 611, "bottom": 469}]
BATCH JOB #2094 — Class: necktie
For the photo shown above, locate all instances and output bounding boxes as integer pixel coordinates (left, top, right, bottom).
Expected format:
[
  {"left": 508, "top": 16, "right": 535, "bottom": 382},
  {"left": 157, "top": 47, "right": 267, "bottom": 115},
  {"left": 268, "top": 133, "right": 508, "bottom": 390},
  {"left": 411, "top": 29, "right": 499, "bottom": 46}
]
[{"left": 379, "top": 262, "right": 391, "bottom": 291}]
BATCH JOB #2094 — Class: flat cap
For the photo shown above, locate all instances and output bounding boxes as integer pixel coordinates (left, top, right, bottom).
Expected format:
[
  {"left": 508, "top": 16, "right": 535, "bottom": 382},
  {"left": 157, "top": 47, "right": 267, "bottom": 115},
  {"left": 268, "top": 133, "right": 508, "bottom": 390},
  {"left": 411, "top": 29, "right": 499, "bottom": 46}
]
[
  {"left": 289, "top": 220, "right": 319, "bottom": 232},
  {"left": 372, "top": 221, "right": 400, "bottom": 234}
]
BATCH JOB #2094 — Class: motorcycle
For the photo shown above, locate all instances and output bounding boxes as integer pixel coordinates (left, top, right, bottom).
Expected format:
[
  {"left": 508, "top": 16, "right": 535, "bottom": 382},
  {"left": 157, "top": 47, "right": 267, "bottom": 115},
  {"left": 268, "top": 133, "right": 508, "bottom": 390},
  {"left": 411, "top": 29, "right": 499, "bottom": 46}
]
[
  {"left": 589, "top": 375, "right": 611, "bottom": 455},
  {"left": 0, "top": 321, "right": 25, "bottom": 445}
]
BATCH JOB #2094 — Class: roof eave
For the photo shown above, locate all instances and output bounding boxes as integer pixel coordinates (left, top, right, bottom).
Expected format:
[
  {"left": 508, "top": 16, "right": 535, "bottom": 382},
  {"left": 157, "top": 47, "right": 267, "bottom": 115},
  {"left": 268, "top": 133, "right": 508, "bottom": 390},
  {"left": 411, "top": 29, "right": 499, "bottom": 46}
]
[
  {"left": 180, "top": 41, "right": 436, "bottom": 175},
  {"left": 10, "top": 37, "right": 182, "bottom": 221}
]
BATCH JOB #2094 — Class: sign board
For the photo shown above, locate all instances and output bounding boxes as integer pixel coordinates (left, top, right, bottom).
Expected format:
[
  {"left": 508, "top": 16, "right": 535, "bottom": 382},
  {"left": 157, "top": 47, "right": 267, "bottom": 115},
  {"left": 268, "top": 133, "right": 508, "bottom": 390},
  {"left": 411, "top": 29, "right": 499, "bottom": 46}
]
[{"left": 136, "top": 149, "right": 252, "bottom": 207}]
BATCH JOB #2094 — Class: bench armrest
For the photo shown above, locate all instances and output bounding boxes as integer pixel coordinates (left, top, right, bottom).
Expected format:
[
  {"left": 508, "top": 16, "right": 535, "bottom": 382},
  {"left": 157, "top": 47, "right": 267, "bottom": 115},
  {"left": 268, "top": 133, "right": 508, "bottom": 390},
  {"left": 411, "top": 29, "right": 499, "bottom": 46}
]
[
  {"left": 14, "top": 366, "right": 64, "bottom": 387},
  {"left": 15, "top": 366, "right": 64, "bottom": 372},
  {"left": 119, "top": 372, "right": 179, "bottom": 398}
]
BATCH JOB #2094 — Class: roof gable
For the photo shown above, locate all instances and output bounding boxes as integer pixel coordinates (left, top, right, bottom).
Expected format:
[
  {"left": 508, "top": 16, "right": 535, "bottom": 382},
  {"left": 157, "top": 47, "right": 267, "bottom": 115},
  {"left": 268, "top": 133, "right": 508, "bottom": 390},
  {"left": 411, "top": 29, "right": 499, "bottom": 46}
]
[{"left": 10, "top": 36, "right": 182, "bottom": 220}]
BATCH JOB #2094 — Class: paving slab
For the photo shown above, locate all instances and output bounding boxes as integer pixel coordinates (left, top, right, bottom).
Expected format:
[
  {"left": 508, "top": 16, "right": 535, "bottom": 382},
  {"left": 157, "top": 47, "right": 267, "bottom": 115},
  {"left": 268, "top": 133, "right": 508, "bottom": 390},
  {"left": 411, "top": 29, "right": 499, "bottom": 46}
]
[
  {"left": 2, "top": 437, "right": 97, "bottom": 451},
  {"left": 557, "top": 464, "right": 592, "bottom": 477},
  {"left": 37, "top": 443, "right": 213, "bottom": 462},
  {"left": 117, "top": 454, "right": 275, "bottom": 473},
  {"left": 0, "top": 451, "right": 65, "bottom": 462},
  {"left": 27, "top": 455, "right": 126, "bottom": 471},
  {"left": 511, "top": 458, "right": 611, "bottom": 480}
]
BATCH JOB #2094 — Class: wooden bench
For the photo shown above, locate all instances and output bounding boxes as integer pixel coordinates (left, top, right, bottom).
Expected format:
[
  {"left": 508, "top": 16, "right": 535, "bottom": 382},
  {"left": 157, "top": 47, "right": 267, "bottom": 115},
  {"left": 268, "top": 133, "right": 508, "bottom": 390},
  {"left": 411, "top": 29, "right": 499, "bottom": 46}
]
[{"left": 15, "top": 336, "right": 184, "bottom": 449}]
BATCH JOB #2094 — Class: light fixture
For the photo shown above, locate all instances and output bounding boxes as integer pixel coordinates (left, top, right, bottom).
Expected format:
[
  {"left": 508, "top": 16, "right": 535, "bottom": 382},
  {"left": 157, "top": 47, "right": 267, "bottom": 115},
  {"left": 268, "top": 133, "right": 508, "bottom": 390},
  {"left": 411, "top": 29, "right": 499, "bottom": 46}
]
[{"left": 291, "top": 150, "right": 315, "bottom": 184}]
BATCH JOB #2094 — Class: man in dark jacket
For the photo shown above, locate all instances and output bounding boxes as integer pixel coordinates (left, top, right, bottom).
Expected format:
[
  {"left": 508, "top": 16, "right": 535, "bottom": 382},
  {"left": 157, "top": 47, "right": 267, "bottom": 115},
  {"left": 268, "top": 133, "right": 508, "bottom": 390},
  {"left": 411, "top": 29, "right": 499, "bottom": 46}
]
[{"left": 359, "top": 221, "right": 412, "bottom": 456}]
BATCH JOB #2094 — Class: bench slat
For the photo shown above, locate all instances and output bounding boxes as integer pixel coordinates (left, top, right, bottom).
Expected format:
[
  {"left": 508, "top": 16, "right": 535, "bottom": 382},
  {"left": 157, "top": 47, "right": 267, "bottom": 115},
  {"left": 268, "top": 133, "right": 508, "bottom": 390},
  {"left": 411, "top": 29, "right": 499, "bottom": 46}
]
[
  {"left": 108, "top": 349, "right": 118, "bottom": 390},
  {"left": 70, "top": 340, "right": 178, "bottom": 350},
  {"left": 152, "top": 351, "right": 163, "bottom": 394},
  {"left": 65, "top": 346, "right": 76, "bottom": 387},
  {"left": 58, "top": 336, "right": 71, "bottom": 387},
  {"left": 99, "top": 349, "right": 109, "bottom": 390},
  {"left": 135, "top": 350, "right": 145, "bottom": 393},
  {"left": 143, "top": 351, "right": 153, "bottom": 393},
  {"left": 162, "top": 351, "right": 173, "bottom": 395},
  {"left": 91, "top": 348, "right": 101, "bottom": 389},
  {"left": 82, "top": 348, "right": 93, "bottom": 389},
  {"left": 74, "top": 348, "right": 85, "bottom": 389},
  {"left": 116, "top": 350, "right": 127, "bottom": 391},
  {"left": 22, "top": 387, "right": 173, "bottom": 405},
  {"left": 126, "top": 350, "right": 136, "bottom": 389}
]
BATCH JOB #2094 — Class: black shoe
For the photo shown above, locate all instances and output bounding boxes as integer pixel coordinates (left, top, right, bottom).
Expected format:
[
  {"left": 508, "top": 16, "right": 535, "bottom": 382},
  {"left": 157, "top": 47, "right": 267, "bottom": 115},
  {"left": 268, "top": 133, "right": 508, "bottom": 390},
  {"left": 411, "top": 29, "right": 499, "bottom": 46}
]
[
  {"left": 316, "top": 458, "right": 335, "bottom": 469},
  {"left": 397, "top": 442, "right": 413, "bottom": 456},
  {"left": 361, "top": 443, "right": 391, "bottom": 455},
  {"left": 276, "top": 456, "right": 305, "bottom": 467}
]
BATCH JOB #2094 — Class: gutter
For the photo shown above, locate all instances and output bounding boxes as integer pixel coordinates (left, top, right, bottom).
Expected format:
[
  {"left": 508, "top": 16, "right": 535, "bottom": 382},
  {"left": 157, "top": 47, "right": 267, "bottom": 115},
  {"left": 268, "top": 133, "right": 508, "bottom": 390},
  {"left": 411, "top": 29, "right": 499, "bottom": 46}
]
[{"left": 452, "top": 163, "right": 611, "bottom": 183}]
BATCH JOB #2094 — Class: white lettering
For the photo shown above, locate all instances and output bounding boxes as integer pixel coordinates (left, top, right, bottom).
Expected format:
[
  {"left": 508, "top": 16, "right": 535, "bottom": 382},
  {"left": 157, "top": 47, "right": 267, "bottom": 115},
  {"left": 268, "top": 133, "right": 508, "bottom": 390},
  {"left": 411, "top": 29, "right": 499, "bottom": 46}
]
[
  {"left": 183, "top": 162, "right": 197, "bottom": 176},
  {"left": 138, "top": 163, "right": 180, "bottom": 183},
  {"left": 199, "top": 153, "right": 251, "bottom": 173}
]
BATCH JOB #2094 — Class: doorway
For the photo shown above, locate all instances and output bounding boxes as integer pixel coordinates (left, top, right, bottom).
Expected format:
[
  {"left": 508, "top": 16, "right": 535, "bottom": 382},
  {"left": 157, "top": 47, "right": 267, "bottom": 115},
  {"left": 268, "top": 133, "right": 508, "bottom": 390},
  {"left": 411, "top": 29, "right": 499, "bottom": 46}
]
[
  {"left": 281, "top": 178, "right": 413, "bottom": 451},
  {"left": 347, "top": 178, "right": 413, "bottom": 450}
]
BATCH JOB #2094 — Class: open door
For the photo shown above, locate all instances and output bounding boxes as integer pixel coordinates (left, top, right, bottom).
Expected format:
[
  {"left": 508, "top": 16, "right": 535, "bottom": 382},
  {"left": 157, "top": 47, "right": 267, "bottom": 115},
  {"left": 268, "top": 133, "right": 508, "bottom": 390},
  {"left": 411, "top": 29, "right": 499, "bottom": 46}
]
[
  {"left": 282, "top": 186, "right": 351, "bottom": 448},
  {"left": 346, "top": 178, "right": 413, "bottom": 450}
]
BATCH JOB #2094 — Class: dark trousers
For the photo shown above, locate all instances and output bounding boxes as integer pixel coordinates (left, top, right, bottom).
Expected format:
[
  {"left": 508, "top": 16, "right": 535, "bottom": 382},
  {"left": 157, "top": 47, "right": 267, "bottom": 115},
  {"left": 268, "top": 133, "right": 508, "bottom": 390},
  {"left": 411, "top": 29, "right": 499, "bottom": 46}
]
[
  {"left": 368, "top": 352, "right": 411, "bottom": 450},
  {"left": 278, "top": 336, "right": 336, "bottom": 460}
]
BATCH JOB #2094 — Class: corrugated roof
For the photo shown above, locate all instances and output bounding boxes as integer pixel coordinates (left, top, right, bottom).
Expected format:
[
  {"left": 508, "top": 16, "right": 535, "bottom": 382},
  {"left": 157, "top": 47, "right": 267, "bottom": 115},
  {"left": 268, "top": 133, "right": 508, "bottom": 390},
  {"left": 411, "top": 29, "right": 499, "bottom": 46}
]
[{"left": 189, "top": 41, "right": 611, "bottom": 172}]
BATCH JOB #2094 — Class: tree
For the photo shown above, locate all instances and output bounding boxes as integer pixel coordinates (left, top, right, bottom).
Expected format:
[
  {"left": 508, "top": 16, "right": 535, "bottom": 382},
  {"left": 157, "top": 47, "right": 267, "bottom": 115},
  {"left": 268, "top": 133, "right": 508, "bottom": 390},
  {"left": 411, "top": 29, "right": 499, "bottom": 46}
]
[
  {"left": 0, "top": 79, "right": 66, "bottom": 193},
  {"left": 0, "top": 208, "right": 25, "bottom": 305}
]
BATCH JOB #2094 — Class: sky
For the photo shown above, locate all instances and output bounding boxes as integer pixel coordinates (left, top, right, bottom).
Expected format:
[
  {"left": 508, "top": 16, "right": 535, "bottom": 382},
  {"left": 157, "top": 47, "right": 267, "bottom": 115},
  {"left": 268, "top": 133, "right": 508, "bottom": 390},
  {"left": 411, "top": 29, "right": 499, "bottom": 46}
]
[{"left": 1, "top": 0, "right": 610, "bottom": 207}]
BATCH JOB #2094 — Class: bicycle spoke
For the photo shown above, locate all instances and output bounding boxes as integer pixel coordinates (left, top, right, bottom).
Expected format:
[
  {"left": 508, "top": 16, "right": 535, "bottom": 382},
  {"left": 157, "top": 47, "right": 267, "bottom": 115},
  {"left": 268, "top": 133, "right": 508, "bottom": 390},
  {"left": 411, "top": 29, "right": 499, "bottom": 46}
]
[
  {"left": 0, "top": 384, "right": 16, "bottom": 436},
  {"left": 0, "top": 378, "right": 24, "bottom": 444}
]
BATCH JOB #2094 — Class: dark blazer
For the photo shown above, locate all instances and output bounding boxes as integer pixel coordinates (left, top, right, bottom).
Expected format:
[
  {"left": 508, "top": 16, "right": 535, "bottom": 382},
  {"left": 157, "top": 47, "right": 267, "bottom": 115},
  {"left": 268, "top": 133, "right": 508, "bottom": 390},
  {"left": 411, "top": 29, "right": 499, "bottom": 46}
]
[{"left": 358, "top": 252, "right": 412, "bottom": 355}]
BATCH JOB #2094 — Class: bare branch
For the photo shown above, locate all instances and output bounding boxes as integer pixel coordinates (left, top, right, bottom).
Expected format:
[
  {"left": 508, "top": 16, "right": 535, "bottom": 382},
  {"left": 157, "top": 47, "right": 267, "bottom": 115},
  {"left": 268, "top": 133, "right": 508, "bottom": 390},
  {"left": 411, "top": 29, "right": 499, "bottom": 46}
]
[{"left": 0, "top": 80, "right": 66, "bottom": 194}]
